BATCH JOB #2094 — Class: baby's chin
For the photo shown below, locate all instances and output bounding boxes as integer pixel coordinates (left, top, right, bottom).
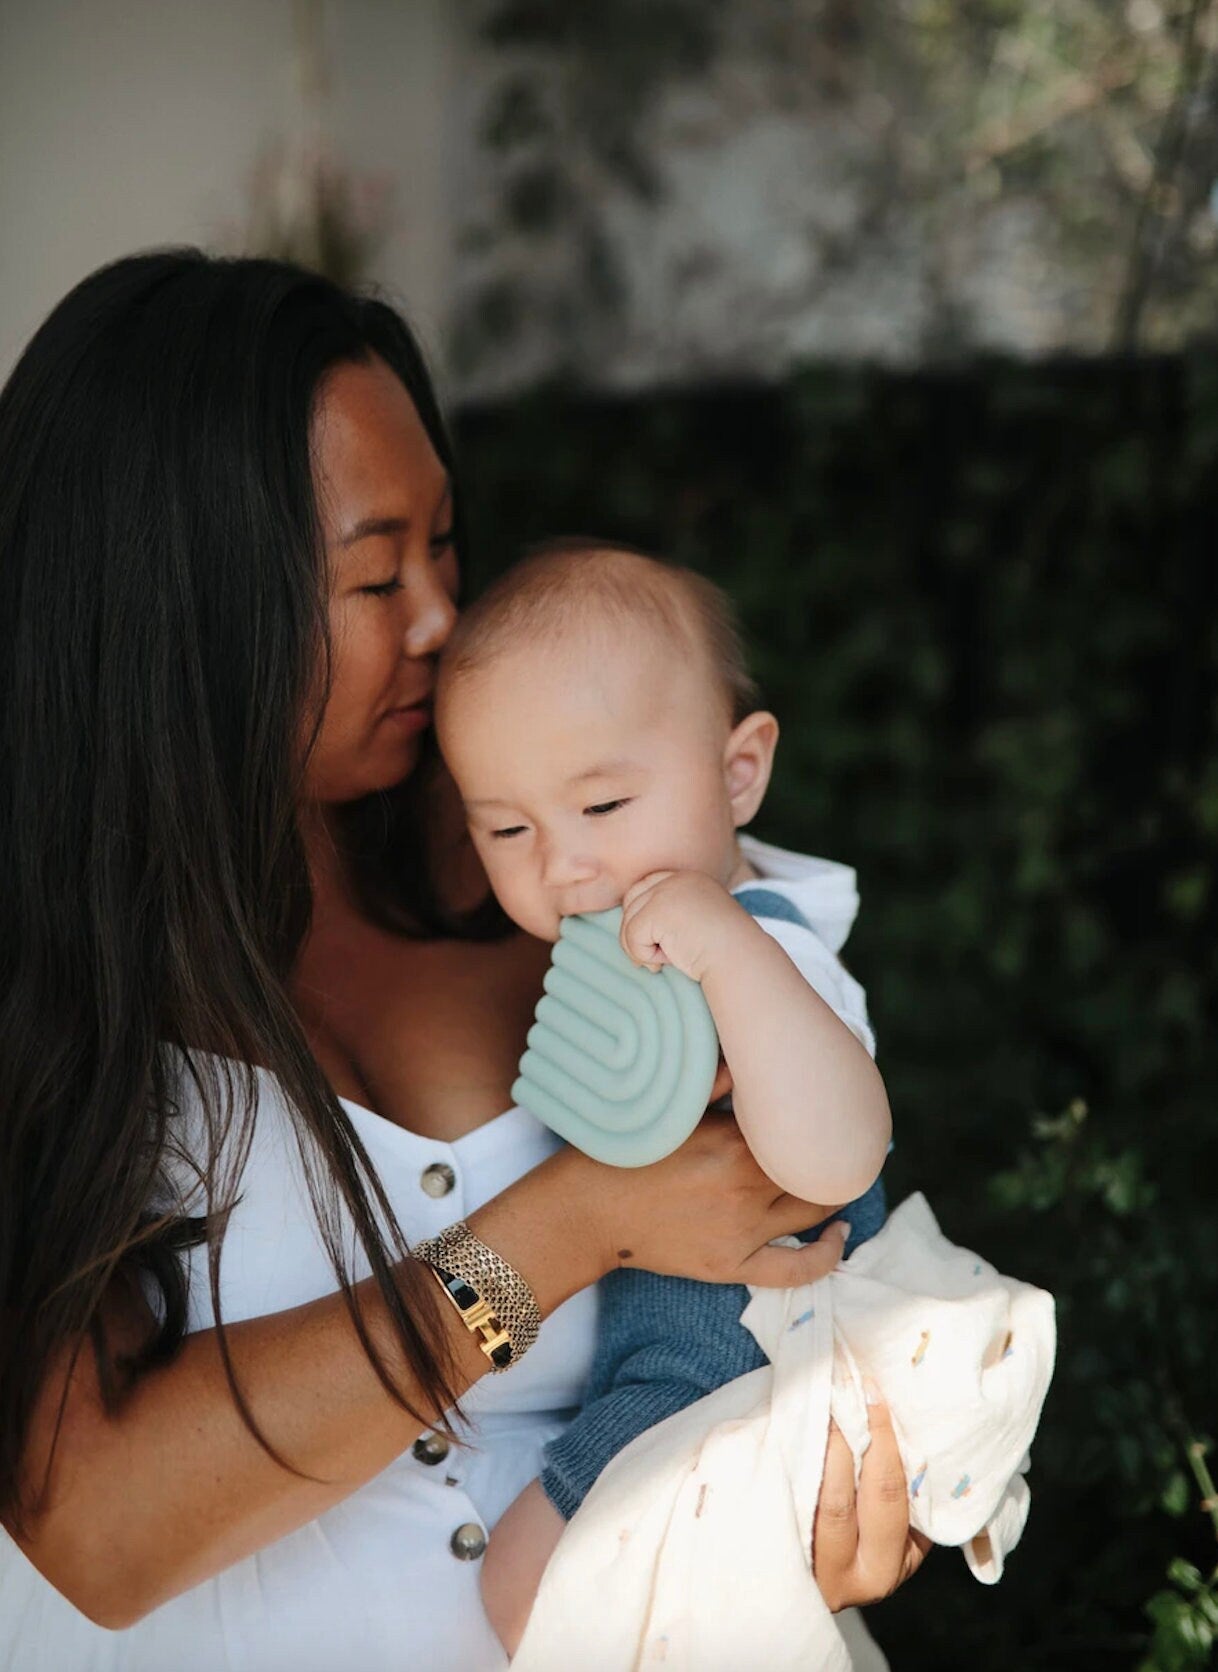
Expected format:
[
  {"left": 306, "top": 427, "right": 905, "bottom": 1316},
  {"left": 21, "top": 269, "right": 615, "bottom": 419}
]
[
  {"left": 510, "top": 898, "right": 626, "bottom": 942},
  {"left": 520, "top": 910, "right": 593, "bottom": 944},
  {"left": 509, "top": 908, "right": 562, "bottom": 944}
]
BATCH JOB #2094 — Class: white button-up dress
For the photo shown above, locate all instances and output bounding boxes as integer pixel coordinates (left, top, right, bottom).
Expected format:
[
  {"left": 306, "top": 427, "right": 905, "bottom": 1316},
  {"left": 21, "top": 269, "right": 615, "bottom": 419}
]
[
  {"left": 0, "top": 1065, "right": 599, "bottom": 1672},
  {"left": 1, "top": 838, "right": 870, "bottom": 1670}
]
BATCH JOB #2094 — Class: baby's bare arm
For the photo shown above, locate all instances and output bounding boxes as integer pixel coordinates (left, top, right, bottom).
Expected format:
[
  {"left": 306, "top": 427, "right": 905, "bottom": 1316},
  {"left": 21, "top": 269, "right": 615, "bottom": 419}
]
[
  {"left": 481, "top": 1479, "right": 566, "bottom": 1656},
  {"left": 703, "top": 923, "right": 890, "bottom": 1202},
  {"left": 620, "top": 872, "right": 891, "bottom": 1204}
]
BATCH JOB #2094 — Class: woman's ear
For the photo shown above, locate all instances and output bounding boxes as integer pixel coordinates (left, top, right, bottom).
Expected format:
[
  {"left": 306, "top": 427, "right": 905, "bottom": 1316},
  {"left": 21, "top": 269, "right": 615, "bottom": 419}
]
[{"left": 723, "top": 710, "right": 780, "bottom": 829}]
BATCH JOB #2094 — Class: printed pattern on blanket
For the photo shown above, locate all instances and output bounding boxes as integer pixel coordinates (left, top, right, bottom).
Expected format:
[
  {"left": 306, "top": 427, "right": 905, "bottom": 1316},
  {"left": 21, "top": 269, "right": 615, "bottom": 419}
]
[{"left": 512, "top": 1194, "right": 1056, "bottom": 1672}]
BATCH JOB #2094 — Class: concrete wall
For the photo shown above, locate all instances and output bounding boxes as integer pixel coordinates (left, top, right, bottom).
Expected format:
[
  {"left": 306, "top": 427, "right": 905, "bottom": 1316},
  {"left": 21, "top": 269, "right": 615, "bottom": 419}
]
[{"left": 0, "top": 0, "right": 456, "bottom": 381}]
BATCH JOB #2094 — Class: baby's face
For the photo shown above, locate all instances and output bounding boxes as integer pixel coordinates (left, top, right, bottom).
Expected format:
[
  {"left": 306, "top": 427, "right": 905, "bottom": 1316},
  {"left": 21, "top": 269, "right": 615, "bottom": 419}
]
[{"left": 437, "top": 630, "right": 741, "bottom": 941}]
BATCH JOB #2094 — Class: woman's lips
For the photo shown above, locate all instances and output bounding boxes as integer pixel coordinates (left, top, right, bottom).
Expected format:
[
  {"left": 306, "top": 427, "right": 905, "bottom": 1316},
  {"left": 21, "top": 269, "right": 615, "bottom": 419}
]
[{"left": 383, "top": 699, "right": 432, "bottom": 733}]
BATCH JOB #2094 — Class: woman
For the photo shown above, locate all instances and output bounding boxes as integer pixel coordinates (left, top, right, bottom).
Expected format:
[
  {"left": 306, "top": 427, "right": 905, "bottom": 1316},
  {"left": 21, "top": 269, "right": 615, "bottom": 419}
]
[{"left": 0, "top": 251, "right": 926, "bottom": 1670}]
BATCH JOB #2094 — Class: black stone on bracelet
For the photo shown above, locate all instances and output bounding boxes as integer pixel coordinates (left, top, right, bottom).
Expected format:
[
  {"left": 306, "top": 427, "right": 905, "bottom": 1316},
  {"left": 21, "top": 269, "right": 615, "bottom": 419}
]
[{"left": 432, "top": 1265, "right": 514, "bottom": 1367}]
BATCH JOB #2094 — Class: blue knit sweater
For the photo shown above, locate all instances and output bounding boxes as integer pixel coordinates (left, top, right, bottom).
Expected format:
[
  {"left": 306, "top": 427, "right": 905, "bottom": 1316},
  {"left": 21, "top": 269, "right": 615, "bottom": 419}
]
[{"left": 538, "top": 886, "right": 888, "bottom": 1520}]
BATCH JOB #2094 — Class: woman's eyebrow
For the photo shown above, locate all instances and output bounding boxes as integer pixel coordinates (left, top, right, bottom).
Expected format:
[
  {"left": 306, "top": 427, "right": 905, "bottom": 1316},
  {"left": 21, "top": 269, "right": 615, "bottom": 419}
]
[
  {"left": 338, "top": 514, "right": 410, "bottom": 547},
  {"left": 337, "top": 480, "right": 453, "bottom": 547}
]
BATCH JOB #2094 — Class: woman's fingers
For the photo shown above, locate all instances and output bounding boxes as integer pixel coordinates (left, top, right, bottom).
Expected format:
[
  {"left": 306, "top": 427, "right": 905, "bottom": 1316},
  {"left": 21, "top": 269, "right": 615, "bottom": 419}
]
[
  {"left": 854, "top": 1388, "right": 931, "bottom": 1595},
  {"left": 767, "top": 1191, "right": 844, "bottom": 1235},
  {"left": 587, "top": 1110, "right": 847, "bottom": 1289},
  {"left": 707, "top": 1060, "right": 733, "bottom": 1104},
  {"left": 738, "top": 1221, "right": 847, "bottom": 1289},
  {"left": 812, "top": 1389, "right": 931, "bottom": 1611},
  {"left": 811, "top": 1420, "right": 860, "bottom": 1611}
]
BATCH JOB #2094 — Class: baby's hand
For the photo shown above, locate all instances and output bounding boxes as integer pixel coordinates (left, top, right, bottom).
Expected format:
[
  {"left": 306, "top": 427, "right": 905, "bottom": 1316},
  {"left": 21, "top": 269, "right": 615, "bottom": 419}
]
[{"left": 619, "top": 871, "right": 755, "bottom": 983}]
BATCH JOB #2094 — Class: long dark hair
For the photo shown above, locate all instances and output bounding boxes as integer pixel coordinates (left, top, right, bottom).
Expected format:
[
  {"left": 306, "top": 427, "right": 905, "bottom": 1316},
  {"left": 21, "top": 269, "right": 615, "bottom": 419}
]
[{"left": 0, "top": 250, "right": 481, "bottom": 1526}]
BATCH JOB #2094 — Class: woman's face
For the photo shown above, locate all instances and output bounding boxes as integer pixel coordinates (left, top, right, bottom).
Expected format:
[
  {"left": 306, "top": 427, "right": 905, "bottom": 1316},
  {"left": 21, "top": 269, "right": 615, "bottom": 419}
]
[{"left": 304, "top": 355, "right": 458, "bottom": 804}]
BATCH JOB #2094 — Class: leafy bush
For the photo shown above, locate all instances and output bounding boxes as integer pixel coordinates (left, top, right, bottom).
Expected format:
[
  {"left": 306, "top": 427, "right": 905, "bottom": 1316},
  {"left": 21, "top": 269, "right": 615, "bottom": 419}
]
[{"left": 455, "top": 355, "right": 1218, "bottom": 1671}]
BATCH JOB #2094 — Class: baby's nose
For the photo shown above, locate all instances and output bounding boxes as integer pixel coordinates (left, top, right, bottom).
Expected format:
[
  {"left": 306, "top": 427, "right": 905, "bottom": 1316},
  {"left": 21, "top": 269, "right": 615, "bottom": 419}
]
[{"left": 540, "top": 842, "right": 599, "bottom": 888}]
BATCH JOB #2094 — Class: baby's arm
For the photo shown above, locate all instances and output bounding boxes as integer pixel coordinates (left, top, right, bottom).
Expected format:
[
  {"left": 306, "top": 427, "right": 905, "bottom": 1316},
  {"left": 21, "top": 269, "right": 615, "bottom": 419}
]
[
  {"left": 481, "top": 1479, "right": 564, "bottom": 1658},
  {"left": 620, "top": 871, "right": 891, "bottom": 1205}
]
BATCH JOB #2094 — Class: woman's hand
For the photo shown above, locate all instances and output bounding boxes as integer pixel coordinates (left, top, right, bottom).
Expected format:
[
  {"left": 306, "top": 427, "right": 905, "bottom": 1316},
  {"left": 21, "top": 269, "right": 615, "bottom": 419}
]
[
  {"left": 546, "top": 1109, "right": 850, "bottom": 1292},
  {"left": 812, "top": 1393, "right": 931, "bottom": 1609}
]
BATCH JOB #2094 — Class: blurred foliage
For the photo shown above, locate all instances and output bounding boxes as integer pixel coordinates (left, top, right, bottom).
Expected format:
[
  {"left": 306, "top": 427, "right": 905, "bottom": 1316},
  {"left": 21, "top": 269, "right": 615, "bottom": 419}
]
[
  {"left": 455, "top": 0, "right": 1218, "bottom": 378},
  {"left": 452, "top": 0, "right": 727, "bottom": 380},
  {"left": 880, "top": 0, "right": 1218, "bottom": 351},
  {"left": 454, "top": 354, "right": 1218, "bottom": 1670}
]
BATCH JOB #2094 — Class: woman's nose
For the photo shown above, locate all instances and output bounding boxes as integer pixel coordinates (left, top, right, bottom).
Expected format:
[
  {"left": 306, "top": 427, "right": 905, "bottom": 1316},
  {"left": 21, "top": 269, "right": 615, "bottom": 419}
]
[{"left": 402, "top": 571, "right": 458, "bottom": 659}]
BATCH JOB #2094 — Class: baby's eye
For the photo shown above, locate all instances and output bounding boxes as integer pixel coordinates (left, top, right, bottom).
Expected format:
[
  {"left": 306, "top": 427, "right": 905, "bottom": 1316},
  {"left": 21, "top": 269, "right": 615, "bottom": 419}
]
[
  {"left": 430, "top": 528, "right": 456, "bottom": 560},
  {"left": 490, "top": 824, "right": 527, "bottom": 840},
  {"left": 584, "top": 799, "right": 630, "bottom": 817},
  {"left": 362, "top": 578, "right": 403, "bottom": 597}
]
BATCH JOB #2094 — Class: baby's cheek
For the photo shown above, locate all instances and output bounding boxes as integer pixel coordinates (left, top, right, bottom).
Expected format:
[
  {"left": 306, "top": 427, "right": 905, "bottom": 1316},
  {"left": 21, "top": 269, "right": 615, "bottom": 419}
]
[
  {"left": 497, "top": 875, "right": 557, "bottom": 942},
  {"left": 526, "top": 895, "right": 563, "bottom": 943}
]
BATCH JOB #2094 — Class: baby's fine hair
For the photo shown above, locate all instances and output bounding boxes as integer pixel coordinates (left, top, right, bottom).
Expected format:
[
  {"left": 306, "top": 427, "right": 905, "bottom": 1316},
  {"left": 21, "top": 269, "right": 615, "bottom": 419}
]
[{"left": 442, "top": 537, "right": 761, "bottom": 725}]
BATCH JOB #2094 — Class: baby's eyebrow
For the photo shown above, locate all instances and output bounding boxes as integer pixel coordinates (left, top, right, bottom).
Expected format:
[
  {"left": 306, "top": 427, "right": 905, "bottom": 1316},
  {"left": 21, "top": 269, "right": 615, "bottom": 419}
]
[
  {"left": 566, "top": 759, "right": 640, "bottom": 785},
  {"left": 463, "top": 760, "right": 644, "bottom": 811}
]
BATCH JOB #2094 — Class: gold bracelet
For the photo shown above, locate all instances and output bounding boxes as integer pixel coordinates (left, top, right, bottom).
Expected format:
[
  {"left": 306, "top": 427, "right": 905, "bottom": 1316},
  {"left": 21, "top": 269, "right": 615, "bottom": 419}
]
[{"left": 413, "top": 1221, "right": 541, "bottom": 1373}]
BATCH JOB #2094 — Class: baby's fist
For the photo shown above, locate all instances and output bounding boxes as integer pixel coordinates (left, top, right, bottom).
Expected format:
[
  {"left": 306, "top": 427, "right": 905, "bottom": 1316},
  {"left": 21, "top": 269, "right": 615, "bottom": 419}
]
[{"left": 618, "top": 870, "right": 747, "bottom": 983}]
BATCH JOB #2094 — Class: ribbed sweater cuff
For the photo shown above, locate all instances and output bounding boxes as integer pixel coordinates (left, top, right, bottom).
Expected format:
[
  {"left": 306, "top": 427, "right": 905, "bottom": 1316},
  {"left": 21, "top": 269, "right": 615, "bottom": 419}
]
[{"left": 539, "top": 1379, "right": 703, "bottom": 1521}]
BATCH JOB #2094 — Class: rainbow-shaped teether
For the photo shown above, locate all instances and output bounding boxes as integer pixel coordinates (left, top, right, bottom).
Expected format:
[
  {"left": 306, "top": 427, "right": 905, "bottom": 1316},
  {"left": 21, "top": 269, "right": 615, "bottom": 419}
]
[{"left": 510, "top": 908, "right": 720, "bottom": 1167}]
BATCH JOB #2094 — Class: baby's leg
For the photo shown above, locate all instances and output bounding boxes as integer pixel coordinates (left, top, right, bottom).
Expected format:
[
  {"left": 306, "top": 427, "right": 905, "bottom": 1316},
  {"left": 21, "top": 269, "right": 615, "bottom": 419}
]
[{"left": 481, "top": 1478, "right": 566, "bottom": 1657}]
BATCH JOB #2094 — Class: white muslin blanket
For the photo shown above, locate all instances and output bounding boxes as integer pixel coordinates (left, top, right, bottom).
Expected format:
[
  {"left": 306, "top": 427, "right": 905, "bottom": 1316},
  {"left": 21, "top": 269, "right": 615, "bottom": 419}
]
[{"left": 512, "top": 1193, "right": 1056, "bottom": 1672}]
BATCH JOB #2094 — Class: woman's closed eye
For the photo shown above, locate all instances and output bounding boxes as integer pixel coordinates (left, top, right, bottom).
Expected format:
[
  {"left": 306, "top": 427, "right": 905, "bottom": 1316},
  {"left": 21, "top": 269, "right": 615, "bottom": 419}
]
[
  {"left": 361, "top": 530, "right": 454, "bottom": 595},
  {"left": 490, "top": 823, "right": 528, "bottom": 840}
]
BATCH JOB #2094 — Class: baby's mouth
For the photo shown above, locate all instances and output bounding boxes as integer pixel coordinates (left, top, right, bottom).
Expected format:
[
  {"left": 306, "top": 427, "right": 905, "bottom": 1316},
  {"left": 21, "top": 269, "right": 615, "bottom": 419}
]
[{"left": 558, "top": 898, "right": 618, "bottom": 920}]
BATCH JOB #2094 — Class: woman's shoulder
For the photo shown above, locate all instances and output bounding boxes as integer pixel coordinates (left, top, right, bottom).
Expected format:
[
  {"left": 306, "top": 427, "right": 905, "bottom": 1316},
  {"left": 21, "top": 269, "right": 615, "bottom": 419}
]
[
  {"left": 155, "top": 1051, "right": 369, "bottom": 1326},
  {"left": 156, "top": 1048, "right": 296, "bottom": 1206}
]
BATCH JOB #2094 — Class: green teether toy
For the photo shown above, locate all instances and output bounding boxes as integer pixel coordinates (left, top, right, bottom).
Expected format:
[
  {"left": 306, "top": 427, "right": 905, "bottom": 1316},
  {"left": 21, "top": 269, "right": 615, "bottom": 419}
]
[{"left": 510, "top": 907, "right": 720, "bottom": 1167}]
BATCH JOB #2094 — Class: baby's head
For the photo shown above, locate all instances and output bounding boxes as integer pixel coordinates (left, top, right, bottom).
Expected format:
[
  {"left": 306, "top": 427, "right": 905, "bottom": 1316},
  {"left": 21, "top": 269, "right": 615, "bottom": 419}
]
[{"left": 435, "top": 540, "right": 778, "bottom": 941}]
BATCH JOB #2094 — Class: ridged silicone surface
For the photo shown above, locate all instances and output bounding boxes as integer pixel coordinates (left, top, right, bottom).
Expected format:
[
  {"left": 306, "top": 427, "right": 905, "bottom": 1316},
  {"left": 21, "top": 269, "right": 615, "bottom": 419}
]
[{"left": 511, "top": 908, "right": 720, "bottom": 1167}]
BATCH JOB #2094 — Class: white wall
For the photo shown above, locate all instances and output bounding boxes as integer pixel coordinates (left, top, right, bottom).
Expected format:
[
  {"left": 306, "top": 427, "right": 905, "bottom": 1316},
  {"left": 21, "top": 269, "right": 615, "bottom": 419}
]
[{"left": 0, "top": 0, "right": 457, "bottom": 381}]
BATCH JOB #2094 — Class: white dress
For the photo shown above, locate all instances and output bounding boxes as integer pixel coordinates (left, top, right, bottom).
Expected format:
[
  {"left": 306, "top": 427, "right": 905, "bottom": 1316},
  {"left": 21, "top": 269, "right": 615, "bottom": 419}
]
[
  {"left": 0, "top": 839, "right": 871, "bottom": 1672},
  {"left": 0, "top": 1074, "right": 599, "bottom": 1672}
]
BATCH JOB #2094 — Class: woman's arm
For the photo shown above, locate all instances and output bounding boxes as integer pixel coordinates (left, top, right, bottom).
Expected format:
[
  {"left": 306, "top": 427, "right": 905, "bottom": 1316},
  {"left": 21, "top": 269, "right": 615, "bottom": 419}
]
[
  {"left": 15, "top": 1273, "right": 462, "bottom": 1628},
  {"left": 12, "top": 1148, "right": 597, "bottom": 1629},
  {"left": 9, "top": 1119, "right": 844, "bottom": 1627},
  {"left": 620, "top": 872, "right": 892, "bottom": 1204}
]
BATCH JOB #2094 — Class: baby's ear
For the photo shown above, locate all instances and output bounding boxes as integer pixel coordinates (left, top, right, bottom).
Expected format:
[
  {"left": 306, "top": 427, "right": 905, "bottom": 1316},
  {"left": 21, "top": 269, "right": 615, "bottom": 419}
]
[{"left": 723, "top": 710, "right": 779, "bottom": 828}]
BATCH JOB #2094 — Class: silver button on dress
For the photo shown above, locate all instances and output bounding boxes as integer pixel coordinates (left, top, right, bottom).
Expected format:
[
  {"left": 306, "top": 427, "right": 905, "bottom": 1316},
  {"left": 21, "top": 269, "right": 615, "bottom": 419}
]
[
  {"left": 420, "top": 1161, "right": 456, "bottom": 1198},
  {"left": 449, "top": 1522, "right": 487, "bottom": 1561}
]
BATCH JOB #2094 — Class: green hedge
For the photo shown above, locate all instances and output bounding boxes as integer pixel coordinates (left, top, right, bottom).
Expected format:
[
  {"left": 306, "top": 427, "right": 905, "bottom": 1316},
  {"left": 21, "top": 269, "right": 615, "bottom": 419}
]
[{"left": 455, "top": 356, "right": 1218, "bottom": 1672}]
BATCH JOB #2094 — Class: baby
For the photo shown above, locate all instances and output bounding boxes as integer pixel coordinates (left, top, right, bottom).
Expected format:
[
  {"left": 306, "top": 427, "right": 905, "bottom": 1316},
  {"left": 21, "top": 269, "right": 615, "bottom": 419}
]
[{"left": 435, "top": 539, "right": 895, "bottom": 1652}]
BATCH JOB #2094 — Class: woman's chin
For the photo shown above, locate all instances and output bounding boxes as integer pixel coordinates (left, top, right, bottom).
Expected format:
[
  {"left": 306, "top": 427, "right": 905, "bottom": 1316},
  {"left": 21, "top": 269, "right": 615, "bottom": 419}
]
[{"left": 307, "top": 742, "right": 424, "bottom": 805}]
